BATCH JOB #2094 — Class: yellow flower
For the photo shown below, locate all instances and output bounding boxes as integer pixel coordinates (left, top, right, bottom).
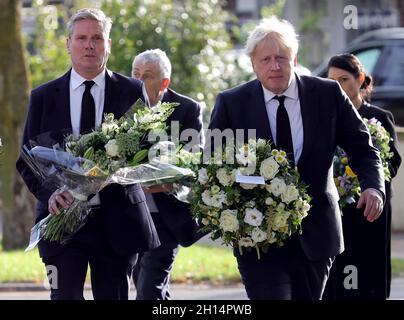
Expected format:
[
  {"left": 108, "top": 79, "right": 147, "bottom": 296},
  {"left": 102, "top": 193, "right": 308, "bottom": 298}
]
[
  {"left": 345, "top": 165, "right": 357, "bottom": 177},
  {"left": 341, "top": 157, "right": 348, "bottom": 165},
  {"left": 85, "top": 166, "right": 106, "bottom": 177},
  {"left": 334, "top": 178, "right": 340, "bottom": 186}
]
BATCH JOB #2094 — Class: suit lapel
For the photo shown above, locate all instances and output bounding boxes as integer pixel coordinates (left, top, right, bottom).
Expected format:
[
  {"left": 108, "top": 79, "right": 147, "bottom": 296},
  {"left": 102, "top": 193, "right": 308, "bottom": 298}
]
[
  {"left": 296, "top": 74, "right": 318, "bottom": 168},
  {"left": 250, "top": 80, "right": 274, "bottom": 142},
  {"left": 54, "top": 70, "right": 72, "bottom": 130},
  {"left": 104, "top": 71, "right": 121, "bottom": 116}
]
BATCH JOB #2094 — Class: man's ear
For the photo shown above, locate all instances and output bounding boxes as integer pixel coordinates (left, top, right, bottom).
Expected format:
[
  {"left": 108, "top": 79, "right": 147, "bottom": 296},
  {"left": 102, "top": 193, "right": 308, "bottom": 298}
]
[
  {"left": 294, "top": 55, "right": 298, "bottom": 67},
  {"left": 107, "top": 39, "right": 112, "bottom": 54},
  {"left": 66, "top": 37, "right": 71, "bottom": 54},
  {"left": 162, "top": 78, "right": 170, "bottom": 90}
]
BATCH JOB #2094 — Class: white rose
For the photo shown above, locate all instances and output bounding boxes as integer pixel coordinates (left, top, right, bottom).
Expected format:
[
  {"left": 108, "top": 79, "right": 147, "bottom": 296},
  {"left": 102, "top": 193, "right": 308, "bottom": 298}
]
[
  {"left": 239, "top": 237, "right": 255, "bottom": 247},
  {"left": 219, "top": 209, "right": 239, "bottom": 232},
  {"left": 268, "top": 177, "right": 286, "bottom": 197},
  {"left": 202, "top": 218, "right": 210, "bottom": 225},
  {"left": 265, "top": 197, "right": 274, "bottom": 206},
  {"left": 216, "top": 168, "right": 235, "bottom": 187},
  {"left": 237, "top": 164, "right": 256, "bottom": 176},
  {"left": 105, "top": 139, "right": 119, "bottom": 157},
  {"left": 251, "top": 228, "right": 267, "bottom": 243},
  {"left": 240, "top": 183, "right": 257, "bottom": 190},
  {"left": 244, "top": 208, "right": 264, "bottom": 227},
  {"left": 281, "top": 184, "right": 300, "bottom": 204},
  {"left": 273, "top": 212, "right": 289, "bottom": 230},
  {"left": 198, "top": 168, "right": 209, "bottom": 184},
  {"left": 260, "top": 157, "right": 280, "bottom": 180}
]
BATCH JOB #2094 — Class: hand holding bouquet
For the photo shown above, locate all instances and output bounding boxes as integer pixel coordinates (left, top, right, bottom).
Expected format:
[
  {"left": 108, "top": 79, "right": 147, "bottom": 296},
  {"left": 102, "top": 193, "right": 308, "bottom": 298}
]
[{"left": 22, "top": 100, "right": 194, "bottom": 250}]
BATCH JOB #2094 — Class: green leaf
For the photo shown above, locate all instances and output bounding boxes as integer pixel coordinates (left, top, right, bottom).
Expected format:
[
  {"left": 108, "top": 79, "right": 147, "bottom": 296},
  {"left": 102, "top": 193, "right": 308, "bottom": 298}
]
[{"left": 129, "top": 149, "right": 149, "bottom": 166}]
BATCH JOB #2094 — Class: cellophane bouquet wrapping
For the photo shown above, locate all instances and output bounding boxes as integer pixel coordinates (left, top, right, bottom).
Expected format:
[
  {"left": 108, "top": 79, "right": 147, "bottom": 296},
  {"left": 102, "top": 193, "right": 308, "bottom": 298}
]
[{"left": 22, "top": 100, "right": 195, "bottom": 250}]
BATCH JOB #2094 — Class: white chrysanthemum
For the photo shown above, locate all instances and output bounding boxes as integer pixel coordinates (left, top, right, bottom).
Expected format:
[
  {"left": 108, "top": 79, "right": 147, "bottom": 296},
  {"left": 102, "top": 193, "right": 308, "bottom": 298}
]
[
  {"left": 260, "top": 157, "right": 280, "bottom": 180},
  {"left": 216, "top": 168, "right": 235, "bottom": 187},
  {"left": 268, "top": 177, "right": 287, "bottom": 197},
  {"left": 198, "top": 168, "right": 209, "bottom": 184},
  {"left": 219, "top": 209, "right": 239, "bottom": 232},
  {"left": 105, "top": 139, "right": 119, "bottom": 157},
  {"left": 244, "top": 208, "right": 264, "bottom": 227},
  {"left": 281, "top": 184, "right": 300, "bottom": 204},
  {"left": 251, "top": 228, "right": 267, "bottom": 243},
  {"left": 239, "top": 237, "right": 255, "bottom": 247}
]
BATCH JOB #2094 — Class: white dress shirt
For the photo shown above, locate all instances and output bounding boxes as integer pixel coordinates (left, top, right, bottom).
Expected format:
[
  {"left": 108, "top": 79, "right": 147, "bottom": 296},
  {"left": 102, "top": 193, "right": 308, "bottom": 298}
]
[
  {"left": 69, "top": 68, "right": 113, "bottom": 136},
  {"left": 69, "top": 68, "right": 112, "bottom": 205},
  {"left": 262, "top": 74, "right": 304, "bottom": 164}
]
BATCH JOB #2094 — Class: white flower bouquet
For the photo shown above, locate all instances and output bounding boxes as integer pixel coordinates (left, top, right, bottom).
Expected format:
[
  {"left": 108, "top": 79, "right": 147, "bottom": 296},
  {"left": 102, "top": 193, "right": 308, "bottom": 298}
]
[
  {"left": 22, "top": 100, "right": 195, "bottom": 250},
  {"left": 334, "top": 117, "right": 393, "bottom": 209},
  {"left": 190, "top": 139, "right": 311, "bottom": 259}
]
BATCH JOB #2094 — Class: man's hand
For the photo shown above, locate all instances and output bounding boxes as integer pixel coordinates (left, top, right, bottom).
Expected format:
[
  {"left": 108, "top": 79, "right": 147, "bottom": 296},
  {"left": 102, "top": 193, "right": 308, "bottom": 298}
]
[
  {"left": 48, "top": 189, "right": 74, "bottom": 215},
  {"left": 143, "top": 184, "right": 174, "bottom": 194},
  {"left": 356, "top": 188, "right": 384, "bottom": 222}
]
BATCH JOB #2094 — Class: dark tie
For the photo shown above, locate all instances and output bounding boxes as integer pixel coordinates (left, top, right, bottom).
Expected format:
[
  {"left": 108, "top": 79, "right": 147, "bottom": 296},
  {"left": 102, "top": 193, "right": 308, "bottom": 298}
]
[
  {"left": 274, "top": 95, "right": 295, "bottom": 166},
  {"left": 80, "top": 80, "right": 96, "bottom": 134}
]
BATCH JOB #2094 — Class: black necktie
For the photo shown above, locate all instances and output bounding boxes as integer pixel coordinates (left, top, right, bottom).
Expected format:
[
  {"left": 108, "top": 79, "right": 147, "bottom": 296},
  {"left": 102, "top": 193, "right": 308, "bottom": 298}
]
[
  {"left": 80, "top": 80, "right": 95, "bottom": 134},
  {"left": 274, "top": 95, "right": 295, "bottom": 166}
]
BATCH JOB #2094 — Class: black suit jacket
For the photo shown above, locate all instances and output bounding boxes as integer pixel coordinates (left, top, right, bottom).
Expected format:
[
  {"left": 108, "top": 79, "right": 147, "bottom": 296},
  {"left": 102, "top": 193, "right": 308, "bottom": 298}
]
[
  {"left": 16, "top": 69, "right": 160, "bottom": 258},
  {"left": 151, "top": 88, "right": 204, "bottom": 247},
  {"left": 209, "top": 74, "right": 385, "bottom": 261}
]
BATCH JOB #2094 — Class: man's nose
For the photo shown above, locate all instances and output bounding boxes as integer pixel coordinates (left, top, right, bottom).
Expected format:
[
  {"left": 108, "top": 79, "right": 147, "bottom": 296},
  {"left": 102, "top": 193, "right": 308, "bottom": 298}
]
[
  {"left": 85, "top": 39, "right": 96, "bottom": 49},
  {"left": 269, "top": 58, "right": 280, "bottom": 70}
]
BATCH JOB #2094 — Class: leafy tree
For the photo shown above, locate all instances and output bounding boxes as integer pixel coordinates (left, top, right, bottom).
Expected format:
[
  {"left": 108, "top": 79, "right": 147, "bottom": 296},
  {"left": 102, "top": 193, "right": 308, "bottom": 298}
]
[
  {"left": 28, "top": 0, "right": 249, "bottom": 121},
  {"left": 102, "top": 0, "right": 246, "bottom": 117},
  {"left": 0, "top": 0, "right": 35, "bottom": 249}
]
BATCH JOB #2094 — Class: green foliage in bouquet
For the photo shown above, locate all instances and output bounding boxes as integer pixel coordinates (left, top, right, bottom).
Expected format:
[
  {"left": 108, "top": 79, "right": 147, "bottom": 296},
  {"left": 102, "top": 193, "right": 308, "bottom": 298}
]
[
  {"left": 190, "top": 139, "right": 312, "bottom": 259},
  {"left": 65, "top": 100, "right": 178, "bottom": 173}
]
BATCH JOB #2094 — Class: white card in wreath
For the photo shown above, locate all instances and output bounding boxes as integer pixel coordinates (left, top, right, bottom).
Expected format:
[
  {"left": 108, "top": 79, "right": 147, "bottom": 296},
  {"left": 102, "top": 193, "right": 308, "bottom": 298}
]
[{"left": 235, "top": 174, "right": 265, "bottom": 185}]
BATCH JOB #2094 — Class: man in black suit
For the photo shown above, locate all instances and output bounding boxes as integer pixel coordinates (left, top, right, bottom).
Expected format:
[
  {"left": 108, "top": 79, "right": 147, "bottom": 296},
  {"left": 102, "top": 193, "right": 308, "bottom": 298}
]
[
  {"left": 16, "top": 8, "right": 160, "bottom": 300},
  {"left": 208, "top": 16, "right": 385, "bottom": 300},
  {"left": 131, "top": 49, "right": 203, "bottom": 300}
]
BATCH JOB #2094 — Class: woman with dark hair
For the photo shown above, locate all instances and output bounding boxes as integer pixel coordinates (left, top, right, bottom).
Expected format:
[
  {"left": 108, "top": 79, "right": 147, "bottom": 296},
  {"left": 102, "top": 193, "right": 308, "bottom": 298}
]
[{"left": 323, "top": 53, "right": 401, "bottom": 300}]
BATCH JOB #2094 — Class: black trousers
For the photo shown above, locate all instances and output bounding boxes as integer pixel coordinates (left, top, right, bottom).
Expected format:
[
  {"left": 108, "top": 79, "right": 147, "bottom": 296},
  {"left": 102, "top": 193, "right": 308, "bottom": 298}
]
[
  {"left": 42, "top": 213, "right": 133, "bottom": 300},
  {"left": 234, "top": 235, "right": 333, "bottom": 300},
  {"left": 132, "top": 212, "right": 179, "bottom": 300}
]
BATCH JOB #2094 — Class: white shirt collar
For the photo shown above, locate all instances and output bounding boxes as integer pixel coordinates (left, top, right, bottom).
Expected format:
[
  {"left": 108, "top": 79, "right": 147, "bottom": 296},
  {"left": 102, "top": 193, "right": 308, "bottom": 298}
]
[
  {"left": 262, "top": 73, "right": 299, "bottom": 104},
  {"left": 70, "top": 68, "right": 111, "bottom": 90}
]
